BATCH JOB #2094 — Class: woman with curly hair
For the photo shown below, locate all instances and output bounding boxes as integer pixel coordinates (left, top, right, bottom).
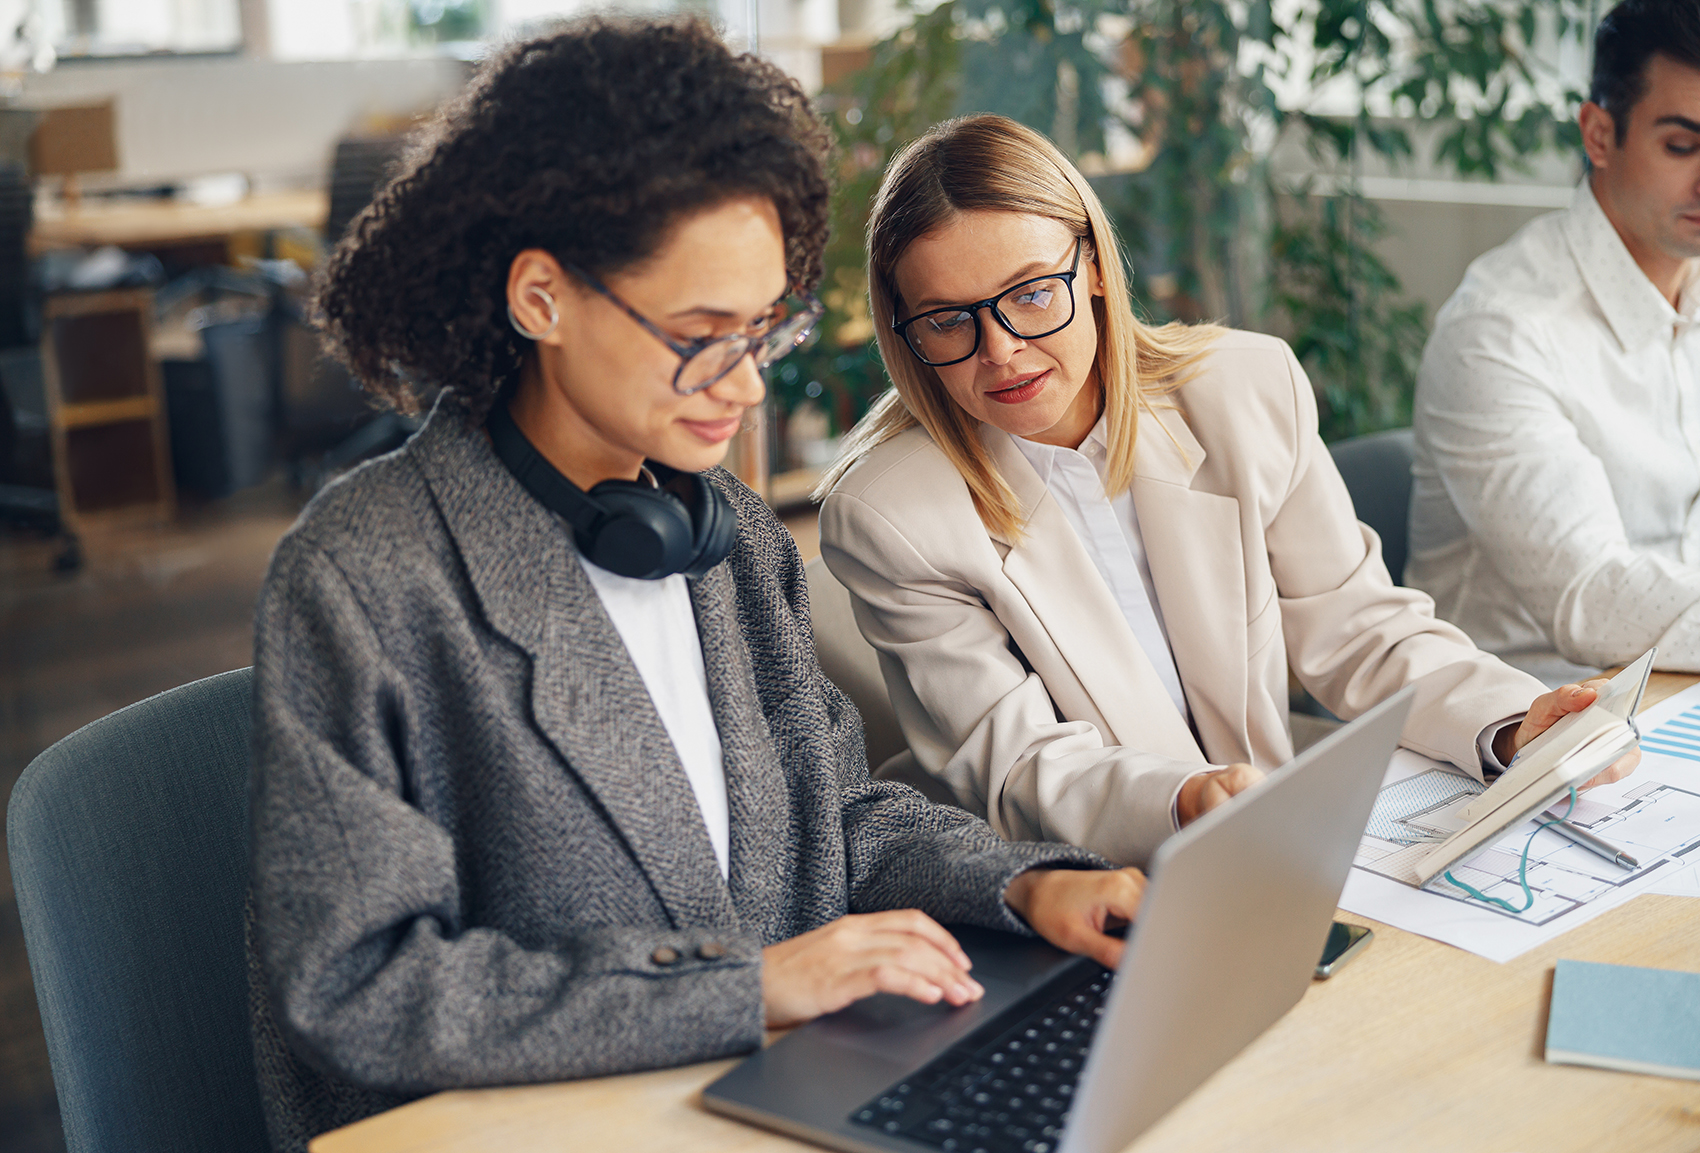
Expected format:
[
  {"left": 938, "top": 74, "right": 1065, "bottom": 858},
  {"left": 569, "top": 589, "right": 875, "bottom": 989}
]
[{"left": 249, "top": 19, "right": 1144, "bottom": 1150}]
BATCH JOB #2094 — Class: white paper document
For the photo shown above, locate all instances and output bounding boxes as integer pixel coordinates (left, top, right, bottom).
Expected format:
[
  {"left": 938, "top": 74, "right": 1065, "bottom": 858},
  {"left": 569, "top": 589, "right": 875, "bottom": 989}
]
[{"left": 1339, "top": 681, "right": 1700, "bottom": 962}]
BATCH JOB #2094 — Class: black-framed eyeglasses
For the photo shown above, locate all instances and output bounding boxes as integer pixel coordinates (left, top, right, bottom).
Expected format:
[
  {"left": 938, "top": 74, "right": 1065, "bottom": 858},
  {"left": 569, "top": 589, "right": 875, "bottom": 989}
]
[
  {"left": 567, "top": 264, "right": 824, "bottom": 396},
  {"left": 892, "top": 238, "right": 1084, "bottom": 367}
]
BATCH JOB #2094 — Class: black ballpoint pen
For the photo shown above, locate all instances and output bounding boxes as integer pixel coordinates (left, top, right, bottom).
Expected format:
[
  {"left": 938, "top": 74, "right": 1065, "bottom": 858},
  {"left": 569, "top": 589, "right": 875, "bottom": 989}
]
[{"left": 1548, "top": 818, "right": 1640, "bottom": 869}]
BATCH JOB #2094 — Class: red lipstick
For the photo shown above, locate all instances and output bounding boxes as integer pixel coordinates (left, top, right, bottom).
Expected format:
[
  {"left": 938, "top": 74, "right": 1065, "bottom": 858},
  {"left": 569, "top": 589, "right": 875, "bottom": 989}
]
[{"left": 986, "top": 369, "right": 1048, "bottom": 406}]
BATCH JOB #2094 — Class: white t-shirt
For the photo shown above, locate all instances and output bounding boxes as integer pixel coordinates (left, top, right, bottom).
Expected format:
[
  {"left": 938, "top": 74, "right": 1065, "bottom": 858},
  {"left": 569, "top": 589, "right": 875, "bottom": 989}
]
[{"left": 579, "top": 558, "right": 730, "bottom": 878}]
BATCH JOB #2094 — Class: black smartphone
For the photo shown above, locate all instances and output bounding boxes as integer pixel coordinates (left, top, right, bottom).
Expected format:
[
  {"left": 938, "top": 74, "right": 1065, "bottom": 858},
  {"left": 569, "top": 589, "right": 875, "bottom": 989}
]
[{"left": 1314, "top": 921, "right": 1373, "bottom": 979}]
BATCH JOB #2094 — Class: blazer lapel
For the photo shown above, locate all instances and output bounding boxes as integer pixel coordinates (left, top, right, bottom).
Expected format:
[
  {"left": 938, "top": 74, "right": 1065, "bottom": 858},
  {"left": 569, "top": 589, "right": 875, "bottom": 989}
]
[
  {"left": 689, "top": 561, "right": 790, "bottom": 941},
  {"left": 535, "top": 554, "right": 741, "bottom": 929},
  {"left": 981, "top": 426, "right": 1204, "bottom": 764},
  {"left": 1129, "top": 402, "right": 1253, "bottom": 764},
  {"left": 412, "top": 401, "right": 738, "bottom": 930}
]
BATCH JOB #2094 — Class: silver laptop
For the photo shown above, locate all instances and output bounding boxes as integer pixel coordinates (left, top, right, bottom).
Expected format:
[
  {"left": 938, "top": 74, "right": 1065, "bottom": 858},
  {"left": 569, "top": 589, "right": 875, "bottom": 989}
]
[{"left": 703, "top": 686, "right": 1414, "bottom": 1153}]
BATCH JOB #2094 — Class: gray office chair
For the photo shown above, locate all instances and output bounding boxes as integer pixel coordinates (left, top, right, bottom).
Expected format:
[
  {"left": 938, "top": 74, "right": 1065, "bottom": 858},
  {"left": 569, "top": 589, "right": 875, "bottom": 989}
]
[
  {"left": 7, "top": 667, "right": 271, "bottom": 1153},
  {"left": 1328, "top": 427, "right": 1415, "bottom": 586}
]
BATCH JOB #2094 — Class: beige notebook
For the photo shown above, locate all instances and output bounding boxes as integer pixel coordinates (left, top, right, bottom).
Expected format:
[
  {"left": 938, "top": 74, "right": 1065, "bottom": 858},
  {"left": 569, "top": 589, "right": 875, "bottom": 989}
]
[{"left": 1412, "top": 650, "right": 1654, "bottom": 887}]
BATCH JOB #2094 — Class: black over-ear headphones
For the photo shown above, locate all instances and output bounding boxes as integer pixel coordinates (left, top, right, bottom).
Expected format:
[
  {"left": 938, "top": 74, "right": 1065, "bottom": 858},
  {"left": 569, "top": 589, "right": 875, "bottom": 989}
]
[{"left": 485, "top": 398, "right": 738, "bottom": 581}]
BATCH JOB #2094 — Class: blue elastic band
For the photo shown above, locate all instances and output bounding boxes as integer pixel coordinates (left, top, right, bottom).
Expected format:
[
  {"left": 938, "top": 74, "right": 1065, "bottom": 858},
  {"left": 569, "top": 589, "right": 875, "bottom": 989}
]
[{"left": 1441, "top": 786, "right": 1578, "bottom": 915}]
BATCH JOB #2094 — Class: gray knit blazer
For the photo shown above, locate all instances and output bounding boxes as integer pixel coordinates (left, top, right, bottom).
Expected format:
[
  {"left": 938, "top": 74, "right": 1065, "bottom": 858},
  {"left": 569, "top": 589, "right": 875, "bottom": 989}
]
[{"left": 247, "top": 398, "right": 1103, "bottom": 1151}]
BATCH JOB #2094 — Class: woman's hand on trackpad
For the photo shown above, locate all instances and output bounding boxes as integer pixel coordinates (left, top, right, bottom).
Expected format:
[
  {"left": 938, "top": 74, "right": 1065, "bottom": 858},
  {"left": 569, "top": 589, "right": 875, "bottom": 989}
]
[{"left": 761, "top": 910, "right": 983, "bottom": 1028}]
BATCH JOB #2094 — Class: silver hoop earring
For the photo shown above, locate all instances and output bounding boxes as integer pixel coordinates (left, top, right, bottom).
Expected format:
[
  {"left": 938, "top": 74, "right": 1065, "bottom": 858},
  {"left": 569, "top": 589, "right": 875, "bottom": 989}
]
[{"left": 507, "top": 286, "right": 558, "bottom": 341}]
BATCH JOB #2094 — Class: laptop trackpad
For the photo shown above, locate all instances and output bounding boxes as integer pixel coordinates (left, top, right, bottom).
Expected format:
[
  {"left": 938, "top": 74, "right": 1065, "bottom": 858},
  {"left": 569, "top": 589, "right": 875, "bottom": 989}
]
[
  {"left": 814, "top": 926, "right": 1087, "bottom": 1064},
  {"left": 813, "top": 977, "right": 1022, "bottom": 1063}
]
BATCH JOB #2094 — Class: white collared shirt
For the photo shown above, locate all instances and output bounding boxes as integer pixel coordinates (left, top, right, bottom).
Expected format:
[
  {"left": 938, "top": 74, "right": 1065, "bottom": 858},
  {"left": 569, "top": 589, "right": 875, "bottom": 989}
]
[
  {"left": 579, "top": 559, "right": 730, "bottom": 878},
  {"left": 1408, "top": 180, "right": 1700, "bottom": 672},
  {"left": 1012, "top": 419, "right": 1190, "bottom": 719}
]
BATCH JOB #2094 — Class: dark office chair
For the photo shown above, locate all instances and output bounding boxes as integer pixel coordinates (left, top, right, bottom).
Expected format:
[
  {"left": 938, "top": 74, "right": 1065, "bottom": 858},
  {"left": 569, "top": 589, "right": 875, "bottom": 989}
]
[
  {"left": 324, "top": 136, "right": 405, "bottom": 246},
  {"left": 277, "top": 134, "right": 421, "bottom": 491},
  {"left": 1328, "top": 427, "right": 1415, "bottom": 586},
  {"left": 0, "top": 159, "right": 34, "bottom": 346},
  {"left": 0, "top": 349, "right": 79, "bottom": 571},
  {"left": 1290, "top": 427, "right": 1417, "bottom": 728},
  {"left": 7, "top": 668, "right": 271, "bottom": 1153},
  {"left": 0, "top": 162, "right": 73, "bottom": 565}
]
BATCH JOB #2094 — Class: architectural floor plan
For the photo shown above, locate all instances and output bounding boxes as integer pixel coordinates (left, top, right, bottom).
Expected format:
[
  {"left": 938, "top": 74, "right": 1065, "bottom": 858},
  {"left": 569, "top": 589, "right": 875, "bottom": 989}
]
[
  {"left": 1354, "top": 767, "right": 1700, "bottom": 926},
  {"left": 1340, "top": 682, "right": 1700, "bottom": 960}
]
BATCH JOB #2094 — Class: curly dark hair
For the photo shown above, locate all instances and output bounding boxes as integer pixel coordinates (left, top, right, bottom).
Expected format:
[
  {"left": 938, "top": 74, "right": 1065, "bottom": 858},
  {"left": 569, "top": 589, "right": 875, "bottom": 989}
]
[{"left": 313, "top": 14, "right": 833, "bottom": 419}]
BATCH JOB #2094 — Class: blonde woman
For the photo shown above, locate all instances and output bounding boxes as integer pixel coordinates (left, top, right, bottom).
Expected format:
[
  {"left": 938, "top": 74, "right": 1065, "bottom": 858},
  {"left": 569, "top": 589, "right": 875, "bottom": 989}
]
[{"left": 817, "top": 114, "right": 1636, "bottom": 866}]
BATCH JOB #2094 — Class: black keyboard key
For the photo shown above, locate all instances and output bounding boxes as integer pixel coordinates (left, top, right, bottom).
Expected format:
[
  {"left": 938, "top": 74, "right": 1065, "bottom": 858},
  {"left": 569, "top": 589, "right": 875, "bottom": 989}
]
[{"left": 849, "top": 963, "right": 1112, "bottom": 1150}]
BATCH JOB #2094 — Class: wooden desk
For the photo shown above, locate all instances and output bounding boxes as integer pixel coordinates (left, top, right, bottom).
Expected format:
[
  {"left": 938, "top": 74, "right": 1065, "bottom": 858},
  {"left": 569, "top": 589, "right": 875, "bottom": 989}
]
[
  {"left": 28, "top": 189, "right": 327, "bottom": 253},
  {"left": 1642, "top": 670, "right": 1695, "bottom": 712},
  {"left": 313, "top": 681, "right": 1700, "bottom": 1153}
]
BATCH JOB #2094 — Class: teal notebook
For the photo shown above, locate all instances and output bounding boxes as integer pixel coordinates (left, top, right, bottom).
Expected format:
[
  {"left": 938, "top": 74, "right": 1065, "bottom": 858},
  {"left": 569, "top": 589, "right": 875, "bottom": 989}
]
[{"left": 1546, "top": 960, "right": 1700, "bottom": 1080}]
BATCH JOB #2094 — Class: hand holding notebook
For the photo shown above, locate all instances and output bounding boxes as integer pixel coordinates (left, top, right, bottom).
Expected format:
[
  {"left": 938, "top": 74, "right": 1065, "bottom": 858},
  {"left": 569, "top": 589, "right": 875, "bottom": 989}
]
[{"left": 1412, "top": 650, "right": 1654, "bottom": 887}]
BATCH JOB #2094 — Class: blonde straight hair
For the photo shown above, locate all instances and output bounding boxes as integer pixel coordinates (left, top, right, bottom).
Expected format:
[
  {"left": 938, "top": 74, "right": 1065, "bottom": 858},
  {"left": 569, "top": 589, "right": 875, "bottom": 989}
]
[{"left": 818, "top": 114, "right": 1224, "bottom": 540}]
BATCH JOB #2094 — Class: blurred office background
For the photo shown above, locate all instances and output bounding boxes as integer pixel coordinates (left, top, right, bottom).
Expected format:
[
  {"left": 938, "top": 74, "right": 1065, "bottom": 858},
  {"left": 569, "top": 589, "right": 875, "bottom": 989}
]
[{"left": 0, "top": 1, "right": 1596, "bottom": 1149}]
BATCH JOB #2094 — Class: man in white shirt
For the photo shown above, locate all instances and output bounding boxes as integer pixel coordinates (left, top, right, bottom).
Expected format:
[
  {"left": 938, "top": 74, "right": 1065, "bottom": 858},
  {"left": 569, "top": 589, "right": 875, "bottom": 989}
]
[{"left": 1408, "top": 0, "right": 1700, "bottom": 679}]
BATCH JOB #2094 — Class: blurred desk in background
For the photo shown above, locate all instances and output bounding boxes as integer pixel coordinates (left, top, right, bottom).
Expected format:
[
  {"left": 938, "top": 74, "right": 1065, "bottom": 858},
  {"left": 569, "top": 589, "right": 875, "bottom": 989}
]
[
  {"left": 28, "top": 189, "right": 328, "bottom": 256},
  {"left": 24, "top": 190, "right": 330, "bottom": 523}
]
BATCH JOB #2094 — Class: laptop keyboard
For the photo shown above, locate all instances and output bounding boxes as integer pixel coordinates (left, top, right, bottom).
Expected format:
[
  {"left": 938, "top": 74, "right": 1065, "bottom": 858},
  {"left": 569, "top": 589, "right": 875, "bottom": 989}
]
[{"left": 848, "top": 963, "right": 1113, "bottom": 1153}]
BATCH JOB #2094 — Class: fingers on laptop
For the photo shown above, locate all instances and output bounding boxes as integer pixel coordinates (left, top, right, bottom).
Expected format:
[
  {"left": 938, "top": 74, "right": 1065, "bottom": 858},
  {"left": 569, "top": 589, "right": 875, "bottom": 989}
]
[
  {"left": 760, "top": 910, "right": 981, "bottom": 1028},
  {"left": 1011, "top": 867, "right": 1147, "bottom": 970},
  {"left": 1178, "top": 763, "right": 1266, "bottom": 825}
]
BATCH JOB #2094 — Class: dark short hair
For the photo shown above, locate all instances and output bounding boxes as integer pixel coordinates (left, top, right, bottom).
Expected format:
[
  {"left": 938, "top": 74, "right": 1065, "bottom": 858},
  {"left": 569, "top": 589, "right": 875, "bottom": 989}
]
[
  {"left": 1591, "top": 0, "right": 1700, "bottom": 144},
  {"left": 313, "top": 15, "right": 832, "bottom": 419}
]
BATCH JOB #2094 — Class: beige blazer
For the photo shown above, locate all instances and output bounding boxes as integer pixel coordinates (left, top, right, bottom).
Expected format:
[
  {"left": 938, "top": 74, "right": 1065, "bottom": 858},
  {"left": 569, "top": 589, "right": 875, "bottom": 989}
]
[{"left": 819, "top": 330, "right": 1546, "bottom": 866}]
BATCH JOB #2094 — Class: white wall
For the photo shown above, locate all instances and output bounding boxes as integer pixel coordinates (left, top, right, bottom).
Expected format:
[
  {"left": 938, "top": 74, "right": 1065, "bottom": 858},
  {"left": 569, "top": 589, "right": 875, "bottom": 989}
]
[
  {"left": 18, "top": 54, "right": 469, "bottom": 189},
  {"left": 1376, "top": 197, "right": 1559, "bottom": 318},
  {"left": 1267, "top": 117, "right": 1585, "bottom": 317}
]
